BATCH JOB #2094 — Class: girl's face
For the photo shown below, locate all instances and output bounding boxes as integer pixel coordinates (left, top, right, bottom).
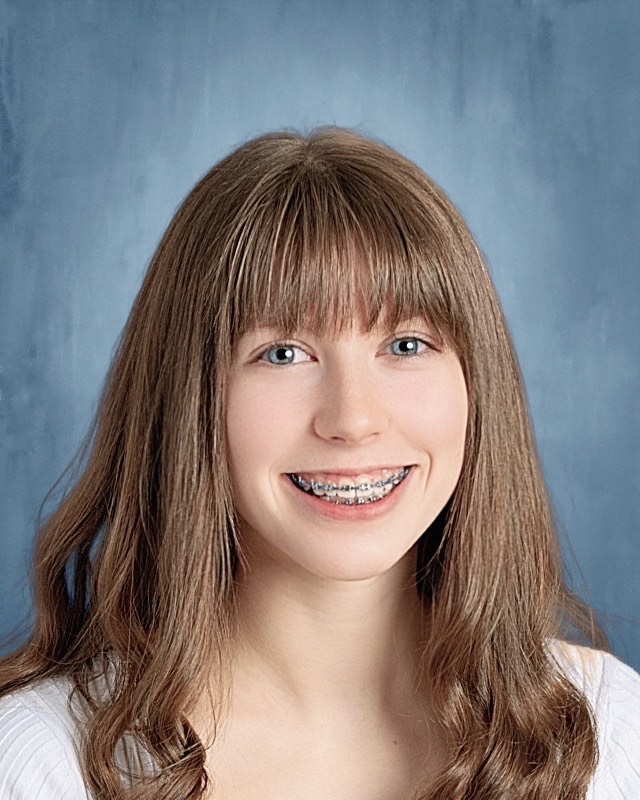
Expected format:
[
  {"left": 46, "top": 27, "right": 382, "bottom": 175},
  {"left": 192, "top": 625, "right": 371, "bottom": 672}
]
[{"left": 225, "top": 314, "right": 468, "bottom": 582}]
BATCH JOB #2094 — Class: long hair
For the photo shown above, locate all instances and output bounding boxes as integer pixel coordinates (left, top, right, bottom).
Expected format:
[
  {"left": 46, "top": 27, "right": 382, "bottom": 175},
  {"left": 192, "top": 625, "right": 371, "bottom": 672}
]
[{"left": 0, "top": 127, "right": 605, "bottom": 799}]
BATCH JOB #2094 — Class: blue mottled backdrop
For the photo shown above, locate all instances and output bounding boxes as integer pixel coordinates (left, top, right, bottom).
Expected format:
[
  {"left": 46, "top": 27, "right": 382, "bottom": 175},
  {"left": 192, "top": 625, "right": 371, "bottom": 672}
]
[{"left": 1, "top": 0, "right": 638, "bottom": 667}]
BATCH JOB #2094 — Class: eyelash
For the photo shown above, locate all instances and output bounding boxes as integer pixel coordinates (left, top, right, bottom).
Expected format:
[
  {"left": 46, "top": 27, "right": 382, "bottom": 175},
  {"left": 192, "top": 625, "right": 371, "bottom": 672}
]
[{"left": 256, "top": 336, "right": 436, "bottom": 366}]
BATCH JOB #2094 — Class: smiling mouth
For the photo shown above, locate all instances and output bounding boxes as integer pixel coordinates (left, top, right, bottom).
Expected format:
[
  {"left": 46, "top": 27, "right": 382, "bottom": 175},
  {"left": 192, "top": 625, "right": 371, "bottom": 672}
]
[{"left": 287, "top": 467, "right": 411, "bottom": 505}]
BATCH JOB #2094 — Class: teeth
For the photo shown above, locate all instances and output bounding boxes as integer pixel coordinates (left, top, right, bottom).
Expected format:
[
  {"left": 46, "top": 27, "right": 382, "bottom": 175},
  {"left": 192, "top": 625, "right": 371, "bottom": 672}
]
[
  {"left": 319, "top": 492, "right": 387, "bottom": 505},
  {"left": 290, "top": 468, "right": 409, "bottom": 504},
  {"left": 335, "top": 484, "right": 356, "bottom": 502}
]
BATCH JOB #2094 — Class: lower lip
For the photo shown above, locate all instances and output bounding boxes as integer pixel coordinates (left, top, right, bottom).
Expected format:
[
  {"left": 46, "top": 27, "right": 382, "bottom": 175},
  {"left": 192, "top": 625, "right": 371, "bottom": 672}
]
[{"left": 282, "top": 467, "right": 414, "bottom": 522}]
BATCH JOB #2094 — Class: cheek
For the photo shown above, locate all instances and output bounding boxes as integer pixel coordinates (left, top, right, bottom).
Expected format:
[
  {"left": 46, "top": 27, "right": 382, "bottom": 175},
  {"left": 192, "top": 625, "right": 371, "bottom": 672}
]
[
  {"left": 439, "top": 378, "right": 468, "bottom": 453},
  {"left": 225, "top": 380, "right": 300, "bottom": 477},
  {"left": 226, "top": 385, "right": 264, "bottom": 475},
  {"left": 395, "top": 367, "right": 468, "bottom": 458}
]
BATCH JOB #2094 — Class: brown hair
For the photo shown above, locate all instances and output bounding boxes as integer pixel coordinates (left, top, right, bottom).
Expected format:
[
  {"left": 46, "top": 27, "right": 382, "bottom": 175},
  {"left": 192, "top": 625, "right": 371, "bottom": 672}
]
[{"left": 0, "top": 127, "right": 605, "bottom": 798}]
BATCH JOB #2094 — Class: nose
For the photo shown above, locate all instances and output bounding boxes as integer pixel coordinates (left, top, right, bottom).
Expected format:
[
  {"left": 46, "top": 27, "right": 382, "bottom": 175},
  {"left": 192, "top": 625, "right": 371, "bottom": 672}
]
[{"left": 312, "top": 363, "right": 390, "bottom": 444}]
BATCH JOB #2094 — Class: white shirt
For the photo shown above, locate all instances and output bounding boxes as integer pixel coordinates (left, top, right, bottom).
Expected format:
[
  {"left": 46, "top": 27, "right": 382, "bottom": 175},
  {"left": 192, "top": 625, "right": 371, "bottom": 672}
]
[{"left": 1, "top": 645, "right": 639, "bottom": 798}]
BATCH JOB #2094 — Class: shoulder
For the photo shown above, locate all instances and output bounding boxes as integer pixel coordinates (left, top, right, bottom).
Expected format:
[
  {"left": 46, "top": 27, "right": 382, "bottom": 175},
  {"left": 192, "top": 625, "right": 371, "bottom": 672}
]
[
  {"left": 550, "top": 640, "right": 640, "bottom": 799},
  {"left": 0, "top": 676, "right": 91, "bottom": 799}
]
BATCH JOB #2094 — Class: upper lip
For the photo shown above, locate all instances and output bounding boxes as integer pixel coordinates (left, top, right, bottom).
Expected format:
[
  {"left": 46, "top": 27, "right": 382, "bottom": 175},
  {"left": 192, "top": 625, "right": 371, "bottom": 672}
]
[{"left": 287, "top": 465, "right": 411, "bottom": 476}]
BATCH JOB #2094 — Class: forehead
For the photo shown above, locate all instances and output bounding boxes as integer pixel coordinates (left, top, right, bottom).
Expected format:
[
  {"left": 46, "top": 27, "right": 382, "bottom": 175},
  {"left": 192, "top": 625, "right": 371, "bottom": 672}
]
[
  {"left": 242, "top": 316, "right": 427, "bottom": 340},
  {"left": 232, "top": 255, "right": 449, "bottom": 341}
]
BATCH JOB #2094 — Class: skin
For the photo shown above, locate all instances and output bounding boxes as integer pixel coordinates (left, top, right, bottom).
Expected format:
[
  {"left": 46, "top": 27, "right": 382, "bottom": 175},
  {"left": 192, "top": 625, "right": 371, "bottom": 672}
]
[{"left": 202, "top": 311, "right": 468, "bottom": 798}]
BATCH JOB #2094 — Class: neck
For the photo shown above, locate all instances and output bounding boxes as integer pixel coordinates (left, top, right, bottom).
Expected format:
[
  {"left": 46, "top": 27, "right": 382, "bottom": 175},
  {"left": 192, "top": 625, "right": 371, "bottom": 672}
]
[{"left": 229, "top": 541, "right": 427, "bottom": 722}]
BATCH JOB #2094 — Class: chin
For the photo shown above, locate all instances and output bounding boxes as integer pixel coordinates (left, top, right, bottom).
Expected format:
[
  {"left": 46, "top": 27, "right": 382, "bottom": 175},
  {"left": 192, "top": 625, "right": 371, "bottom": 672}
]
[{"left": 288, "top": 543, "right": 417, "bottom": 584}]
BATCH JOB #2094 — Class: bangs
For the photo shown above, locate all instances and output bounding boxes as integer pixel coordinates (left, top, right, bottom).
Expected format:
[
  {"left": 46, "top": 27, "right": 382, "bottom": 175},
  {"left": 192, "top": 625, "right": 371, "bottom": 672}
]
[{"left": 223, "top": 157, "right": 461, "bottom": 348}]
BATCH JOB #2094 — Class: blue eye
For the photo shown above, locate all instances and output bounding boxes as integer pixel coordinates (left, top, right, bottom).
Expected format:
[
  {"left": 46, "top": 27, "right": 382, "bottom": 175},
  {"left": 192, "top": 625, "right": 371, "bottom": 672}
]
[
  {"left": 389, "top": 337, "right": 428, "bottom": 358},
  {"left": 261, "top": 343, "right": 302, "bottom": 365},
  {"left": 257, "top": 336, "right": 432, "bottom": 366}
]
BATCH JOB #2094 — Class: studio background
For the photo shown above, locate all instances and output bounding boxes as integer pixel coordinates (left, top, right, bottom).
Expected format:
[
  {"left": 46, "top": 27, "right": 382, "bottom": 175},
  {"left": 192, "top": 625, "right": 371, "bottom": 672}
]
[{"left": 1, "top": 0, "right": 638, "bottom": 668}]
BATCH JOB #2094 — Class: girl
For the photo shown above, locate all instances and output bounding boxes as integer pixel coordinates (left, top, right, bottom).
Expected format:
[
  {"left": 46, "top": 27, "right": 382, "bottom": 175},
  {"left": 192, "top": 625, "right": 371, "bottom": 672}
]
[{"left": 1, "top": 128, "right": 639, "bottom": 799}]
